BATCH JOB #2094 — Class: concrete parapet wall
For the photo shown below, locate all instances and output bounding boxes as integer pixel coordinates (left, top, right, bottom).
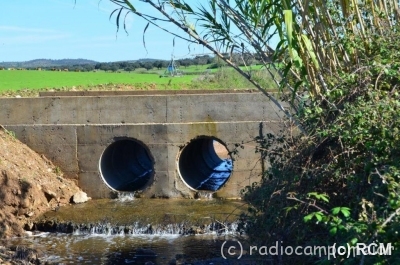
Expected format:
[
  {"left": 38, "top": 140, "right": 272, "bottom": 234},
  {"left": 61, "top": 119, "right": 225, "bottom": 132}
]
[{"left": 0, "top": 91, "right": 284, "bottom": 199}]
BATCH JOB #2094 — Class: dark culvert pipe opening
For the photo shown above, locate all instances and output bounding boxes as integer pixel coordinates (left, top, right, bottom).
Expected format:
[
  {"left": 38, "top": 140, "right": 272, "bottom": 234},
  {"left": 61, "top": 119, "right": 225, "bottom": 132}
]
[
  {"left": 178, "top": 137, "right": 233, "bottom": 191},
  {"left": 99, "top": 139, "right": 154, "bottom": 192}
]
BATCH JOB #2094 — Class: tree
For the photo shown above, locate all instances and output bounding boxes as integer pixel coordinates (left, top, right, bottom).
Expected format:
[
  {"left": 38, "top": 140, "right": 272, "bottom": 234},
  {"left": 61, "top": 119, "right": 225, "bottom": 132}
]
[
  {"left": 83, "top": 64, "right": 95, "bottom": 72},
  {"left": 105, "top": 0, "right": 296, "bottom": 128},
  {"left": 194, "top": 55, "right": 208, "bottom": 67},
  {"left": 119, "top": 61, "right": 128, "bottom": 69},
  {"left": 124, "top": 65, "right": 134, "bottom": 72},
  {"left": 178, "top": 58, "right": 191, "bottom": 68},
  {"left": 143, "top": 62, "right": 153, "bottom": 71},
  {"left": 105, "top": 0, "right": 398, "bottom": 132},
  {"left": 103, "top": 1, "right": 400, "bottom": 263},
  {"left": 109, "top": 64, "right": 119, "bottom": 72},
  {"left": 132, "top": 61, "right": 141, "bottom": 70},
  {"left": 95, "top": 63, "right": 110, "bottom": 71},
  {"left": 152, "top": 60, "right": 160, "bottom": 69}
]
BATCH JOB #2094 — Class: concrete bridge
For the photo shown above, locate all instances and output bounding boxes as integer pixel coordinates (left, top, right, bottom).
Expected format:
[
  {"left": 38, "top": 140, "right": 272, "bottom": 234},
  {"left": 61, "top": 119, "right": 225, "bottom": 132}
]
[{"left": 0, "top": 90, "right": 284, "bottom": 199}]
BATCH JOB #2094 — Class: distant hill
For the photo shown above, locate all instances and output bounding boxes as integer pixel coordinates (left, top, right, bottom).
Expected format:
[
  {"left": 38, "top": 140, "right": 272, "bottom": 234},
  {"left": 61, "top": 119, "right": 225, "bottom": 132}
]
[
  {"left": 0, "top": 59, "right": 99, "bottom": 68},
  {"left": 138, "top": 58, "right": 159, "bottom": 61},
  {"left": 114, "top": 58, "right": 160, "bottom": 63},
  {"left": 0, "top": 58, "right": 168, "bottom": 69}
]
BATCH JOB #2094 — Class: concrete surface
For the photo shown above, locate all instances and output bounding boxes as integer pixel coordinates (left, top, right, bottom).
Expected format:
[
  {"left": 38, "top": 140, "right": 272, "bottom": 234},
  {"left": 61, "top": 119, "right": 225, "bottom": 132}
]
[{"left": 0, "top": 91, "right": 284, "bottom": 199}]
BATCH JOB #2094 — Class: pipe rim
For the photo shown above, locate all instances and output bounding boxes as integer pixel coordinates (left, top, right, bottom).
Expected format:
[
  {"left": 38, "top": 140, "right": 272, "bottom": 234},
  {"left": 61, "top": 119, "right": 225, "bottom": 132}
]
[
  {"left": 176, "top": 136, "right": 233, "bottom": 192},
  {"left": 99, "top": 137, "right": 155, "bottom": 192}
]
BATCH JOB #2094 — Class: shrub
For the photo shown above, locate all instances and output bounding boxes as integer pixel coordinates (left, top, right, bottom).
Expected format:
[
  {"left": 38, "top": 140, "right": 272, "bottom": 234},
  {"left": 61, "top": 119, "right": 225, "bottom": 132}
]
[{"left": 242, "top": 26, "right": 400, "bottom": 265}]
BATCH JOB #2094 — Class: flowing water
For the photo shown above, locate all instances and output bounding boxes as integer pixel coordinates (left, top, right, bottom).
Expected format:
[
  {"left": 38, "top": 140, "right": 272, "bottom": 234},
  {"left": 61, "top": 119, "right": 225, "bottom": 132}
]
[
  {"left": 5, "top": 233, "right": 244, "bottom": 264},
  {"left": 2, "top": 197, "right": 257, "bottom": 265}
]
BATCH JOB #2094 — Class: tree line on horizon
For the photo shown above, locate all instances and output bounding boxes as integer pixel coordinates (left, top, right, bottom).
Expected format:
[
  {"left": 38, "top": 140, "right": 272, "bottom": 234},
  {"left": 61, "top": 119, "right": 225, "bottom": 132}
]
[
  {"left": 0, "top": 56, "right": 211, "bottom": 72},
  {"left": 0, "top": 53, "right": 264, "bottom": 73}
]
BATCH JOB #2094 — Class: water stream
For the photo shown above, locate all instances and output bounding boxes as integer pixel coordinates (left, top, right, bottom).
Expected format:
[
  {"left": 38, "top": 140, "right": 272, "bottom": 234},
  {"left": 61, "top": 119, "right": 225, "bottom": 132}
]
[
  {"left": 3, "top": 198, "right": 255, "bottom": 264},
  {"left": 5, "top": 233, "right": 244, "bottom": 264}
]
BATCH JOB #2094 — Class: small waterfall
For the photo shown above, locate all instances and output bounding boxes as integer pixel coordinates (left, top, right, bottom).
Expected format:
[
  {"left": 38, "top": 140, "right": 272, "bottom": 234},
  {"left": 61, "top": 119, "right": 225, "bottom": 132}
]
[
  {"left": 41, "top": 220, "right": 242, "bottom": 236},
  {"left": 116, "top": 192, "right": 136, "bottom": 202},
  {"left": 195, "top": 191, "right": 214, "bottom": 199},
  {"left": 32, "top": 198, "right": 246, "bottom": 237},
  {"left": 14, "top": 198, "right": 248, "bottom": 264}
]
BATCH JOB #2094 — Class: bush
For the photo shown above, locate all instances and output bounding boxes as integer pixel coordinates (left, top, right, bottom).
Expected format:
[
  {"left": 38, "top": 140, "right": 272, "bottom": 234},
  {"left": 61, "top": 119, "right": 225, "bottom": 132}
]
[{"left": 242, "top": 27, "right": 400, "bottom": 264}]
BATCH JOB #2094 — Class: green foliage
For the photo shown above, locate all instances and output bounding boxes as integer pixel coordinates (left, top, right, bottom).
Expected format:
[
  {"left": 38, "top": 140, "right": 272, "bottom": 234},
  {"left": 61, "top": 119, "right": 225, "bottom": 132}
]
[
  {"left": 52, "top": 166, "right": 62, "bottom": 176},
  {"left": 92, "top": 1, "right": 400, "bottom": 262},
  {"left": 5, "top": 130, "right": 16, "bottom": 139},
  {"left": 242, "top": 26, "right": 400, "bottom": 264},
  {"left": 193, "top": 67, "right": 278, "bottom": 90}
]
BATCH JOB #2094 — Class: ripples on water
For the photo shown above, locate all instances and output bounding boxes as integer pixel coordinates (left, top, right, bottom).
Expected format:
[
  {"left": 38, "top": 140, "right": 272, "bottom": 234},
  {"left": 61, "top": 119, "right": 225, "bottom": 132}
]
[
  {"left": 3, "top": 198, "right": 252, "bottom": 264},
  {"left": 5, "top": 232, "right": 244, "bottom": 264}
]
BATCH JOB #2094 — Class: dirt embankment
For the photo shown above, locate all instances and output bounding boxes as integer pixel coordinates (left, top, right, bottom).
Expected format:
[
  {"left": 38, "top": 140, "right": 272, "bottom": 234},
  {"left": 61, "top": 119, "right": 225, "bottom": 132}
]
[{"left": 0, "top": 126, "right": 82, "bottom": 239}]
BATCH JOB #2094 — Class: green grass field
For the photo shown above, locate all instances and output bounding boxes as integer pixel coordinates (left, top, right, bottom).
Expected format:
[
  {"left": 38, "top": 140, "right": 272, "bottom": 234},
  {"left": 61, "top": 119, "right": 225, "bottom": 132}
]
[
  {"left": 179, "top": 63, "right": 265, "bottom": 74},
  {"left": 0, "top": 64, "right": 278, "bottom": 97},
  {"left": 0, "top": 70, "right": 195, "bottom": 91}
]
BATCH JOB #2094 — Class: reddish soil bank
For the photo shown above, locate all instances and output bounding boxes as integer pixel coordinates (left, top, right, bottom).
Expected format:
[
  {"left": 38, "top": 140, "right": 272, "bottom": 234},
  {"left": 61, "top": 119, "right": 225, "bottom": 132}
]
[{"left": 0, "top": 126, "right": 82, "bottom": 239}]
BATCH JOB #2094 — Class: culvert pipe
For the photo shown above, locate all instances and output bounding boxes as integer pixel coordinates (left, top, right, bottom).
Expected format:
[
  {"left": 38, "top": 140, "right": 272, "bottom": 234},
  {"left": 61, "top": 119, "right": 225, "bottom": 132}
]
[
  {"left": 99, "top": 139, "right": 154, "bottom": 192},
  {"left": 178, "top": 137, "right": 233, "bottom": 191}
]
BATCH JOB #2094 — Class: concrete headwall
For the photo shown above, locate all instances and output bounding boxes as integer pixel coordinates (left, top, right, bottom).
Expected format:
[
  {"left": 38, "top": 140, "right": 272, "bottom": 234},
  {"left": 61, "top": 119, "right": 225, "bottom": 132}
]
[{"left": 0, "top": 91, "right": 284, "bottom": 199}]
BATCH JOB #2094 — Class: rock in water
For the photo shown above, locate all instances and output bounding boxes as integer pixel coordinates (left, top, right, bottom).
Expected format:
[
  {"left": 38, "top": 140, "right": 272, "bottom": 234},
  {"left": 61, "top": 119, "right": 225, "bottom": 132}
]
[{"left": 72, "top": 191, "right": 90, "bottom": 204}]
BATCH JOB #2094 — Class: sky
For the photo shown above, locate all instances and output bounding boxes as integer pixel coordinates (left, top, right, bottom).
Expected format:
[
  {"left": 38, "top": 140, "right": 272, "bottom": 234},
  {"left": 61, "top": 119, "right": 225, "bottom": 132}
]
[{"left": 0, "top": 0, "right": 207, "bottom": 62}]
